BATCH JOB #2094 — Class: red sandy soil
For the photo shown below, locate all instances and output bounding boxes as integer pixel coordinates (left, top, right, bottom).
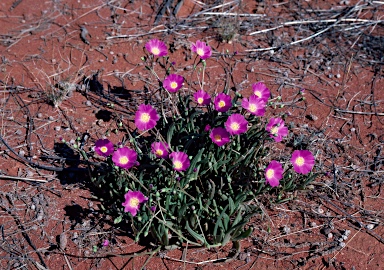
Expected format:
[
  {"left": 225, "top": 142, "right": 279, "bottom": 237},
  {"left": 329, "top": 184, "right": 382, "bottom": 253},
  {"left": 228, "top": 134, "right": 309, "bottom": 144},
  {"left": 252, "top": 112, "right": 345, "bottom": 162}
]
[{"left": 0, "top": 0, "right": 383, "bottom": 269}]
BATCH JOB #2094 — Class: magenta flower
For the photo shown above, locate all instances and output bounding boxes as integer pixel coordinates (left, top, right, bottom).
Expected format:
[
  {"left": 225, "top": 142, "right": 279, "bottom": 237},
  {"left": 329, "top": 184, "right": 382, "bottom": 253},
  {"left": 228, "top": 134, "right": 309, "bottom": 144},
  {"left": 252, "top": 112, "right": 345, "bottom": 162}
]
[
  {"left": 122, "top": 190, "right": 148, "bottom": 217},
  {"left": 191, "top": 40, "right": 212, "bottom": 60},
  {"left": 163, "top": 74, "right": 184, "bottom": 93},
  {"left": 291, "top": 150, "right": 315, "bottom": 174},
  {"left": 169, "top": 152, "right": 190, "bottom": 171},
  {"left": 112, "top": 147, "right": 138, "bottom": 169},
  {"left": 266, "top": 117, "right": 288, "bottom": 142},
  {"left": 241, "top": 95, "right": 267, "bottom": 116},
  {"left": 145, "top": 39, "right": 167, "bottom": 57},
  {"left": 135, "top": 104, "right": 160, "bottom": 131},
  {"left": 225, "top": 114, "right": 248, "bottom": 135},
  {"left": 151, "top": 142, "right": 169, "bottom": 158},
  {"left": 102, "top": 240, "right": 109, "bottom": 246},
  {"left": 265, "top": 160, "right": 283, "bottom": 187},
  {"left": 252, "top": 82, "right": 270, "bottom": 102},
  {"left": 210, "top": 127, "right": 231, "bottom": 147},
  {"left": 194, "top": 90, "right": 211, "bottom": 105},
  {"left": 94, "top": 139, "right": 114, "bottom": 157},
  {"left": 214, "top": 93, "right": 232, "bottom": 112},
  {"left": 204, "top": 124, "right": 211, "bottom": 132}
]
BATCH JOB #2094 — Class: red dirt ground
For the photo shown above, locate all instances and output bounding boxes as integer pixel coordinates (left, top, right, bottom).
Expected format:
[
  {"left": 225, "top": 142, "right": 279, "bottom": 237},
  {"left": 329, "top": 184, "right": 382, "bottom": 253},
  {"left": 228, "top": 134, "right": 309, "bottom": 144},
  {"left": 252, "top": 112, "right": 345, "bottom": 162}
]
[{"left": 0, "top": 0, "right": 383, "bottom": 269}]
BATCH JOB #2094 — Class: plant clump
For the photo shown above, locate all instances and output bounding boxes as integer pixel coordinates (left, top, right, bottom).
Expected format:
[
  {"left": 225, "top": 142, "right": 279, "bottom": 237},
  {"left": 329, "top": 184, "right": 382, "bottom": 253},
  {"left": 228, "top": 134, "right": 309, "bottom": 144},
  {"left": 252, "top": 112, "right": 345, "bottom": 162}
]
[{"left": 72, "top": 39, "right": 317, "bottom": 249}]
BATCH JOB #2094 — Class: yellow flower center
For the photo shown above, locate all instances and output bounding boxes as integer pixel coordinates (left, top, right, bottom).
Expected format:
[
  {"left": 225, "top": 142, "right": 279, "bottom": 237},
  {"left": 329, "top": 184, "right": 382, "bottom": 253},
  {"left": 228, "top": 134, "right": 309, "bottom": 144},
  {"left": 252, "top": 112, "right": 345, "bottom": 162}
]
[
  {"left": 151, "top": 47, "right": 160, "bottom": 55},
  {"left": 230, "top": 122, "right": 240, "bottom": 131},
  {"left": 140, "top": 112, "right": 150, "bottom": 123},
  {"left": 218, "top": 101, "right": 225, "bottom": 108},
  {"left": 155, "top": 149, "right": 163, "bottom": 156},
  {"left": 100, "top": 146, "right": 108, "bottom": 153},
  {"left": 270, "top": 126, "right": 278, "bottom": 135},
  {"left": 129, "top": 197, "right": 140, "bottom": 207},
  {"left": 119, "top": 156, "right": 129, "bottom": 165},
  {"left": 295, "top": 157, "right": 305, "bottom": 166},
  {"left": 249, "top": 104, "right": 257, "bottom": 112},
  {"left": 197, "top": 48, "right": 204, "bottom": 56},
  {"left": 266, "top": 169, "right": 274, "bottom": 179},
  {"left": 170, "top": 82, "right": 178, "bottom": 89},
  {"left": 197, "top": 97, "right": 203, "bottom": 104},
  {"left": 174, "top": 160, "right": 183, "bottom": 169},
  {"left": 255, "top": 91, "right": 261, "bottom": 98},
  {"left": 214, "top": 134, "right": 222, "bottom": 141}
]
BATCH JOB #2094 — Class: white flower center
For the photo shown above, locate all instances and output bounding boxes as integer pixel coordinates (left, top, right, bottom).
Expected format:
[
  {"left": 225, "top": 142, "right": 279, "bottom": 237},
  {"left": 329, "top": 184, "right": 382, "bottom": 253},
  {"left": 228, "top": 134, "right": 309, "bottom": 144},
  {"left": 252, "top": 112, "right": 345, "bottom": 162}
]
[
  {"left": 170, "top": 82, "right": 178, "bottom": 89},
  {"left": 152, "top": 47, "right": 160, "bottom": 55},
  {"left": 296, "top": 157, "right": 305, "bottom": 166},
  {"left": 119, "top": 156, "right": 129, "bottom": 165},
  {"left": 129, "top": 198, "right": 139, "bottom": 207},
  {"left": 230, "top": 122, "right": 240, "bottom": 131},
  {"left": 140, "top": 113, "right": 150, "bottom": 123}
]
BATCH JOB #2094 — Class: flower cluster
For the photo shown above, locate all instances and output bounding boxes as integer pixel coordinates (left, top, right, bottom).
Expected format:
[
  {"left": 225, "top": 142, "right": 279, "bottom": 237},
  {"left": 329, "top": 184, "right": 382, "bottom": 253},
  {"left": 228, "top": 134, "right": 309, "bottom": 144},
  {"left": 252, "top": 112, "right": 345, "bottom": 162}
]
[
  {"left": 265, "top": 150, "right": 315, "bottom": 187},
  {"left": 88, "top": 39, "right": 317, "bottom": 247}
]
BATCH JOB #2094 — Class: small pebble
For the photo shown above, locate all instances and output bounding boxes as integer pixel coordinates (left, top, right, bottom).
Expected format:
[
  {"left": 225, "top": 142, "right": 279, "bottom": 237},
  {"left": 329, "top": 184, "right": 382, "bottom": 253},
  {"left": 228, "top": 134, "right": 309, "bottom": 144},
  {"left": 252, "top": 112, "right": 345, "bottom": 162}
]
[
  {"left": 327, "top": 232, "right": 333, "bottom": 239},
  {"left": 86, "top": 100, "right": 92, "bottom": 106},
  {"left": 18, "top": 150, "right": 25, "bottom": 156},
  {"left": 48, "top": 116, "right": 54, "bottom": 121},
  {"left": 342, "top": 234, "right": 348, "bottom": 241},
  {"left": 283, "top": 226, "right": 291, "bottom": 234},
  {"left": 30, "top": 204, "right": 36, "bottom": 210},
  {"left": 310, "top": 222, "right": 317, "bottom": 227},
  {"left": 37, "top": 113, "right": 43, "bottom": 118},
  {"left": 54, "top": 126, "right": 61, "bottom": 131},
  {"left": 350, "top": 128, "right": 356, "bottom": 132},
  {"left": 366, "top": 224, "right": 375, "bottom": 230},
  {"left": 344, "top": 229, "right": 351, "bottom": 236},
  {"left": 336, "top": 73, "right": 341, "bottom": 78},
  {"left": 339, "top": 242, "right": 346, "bottom": 247}
]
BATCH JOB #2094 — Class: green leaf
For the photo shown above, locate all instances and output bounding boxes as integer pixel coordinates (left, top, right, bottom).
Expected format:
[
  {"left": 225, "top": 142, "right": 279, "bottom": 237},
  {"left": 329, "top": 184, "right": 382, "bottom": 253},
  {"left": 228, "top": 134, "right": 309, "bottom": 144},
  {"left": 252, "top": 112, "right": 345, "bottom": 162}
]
[
  {"left": 114, "top": 215, "right": 123, "bottom": 224},
  {"left": 228, "top": 197, "right": 235, "bottom": 216},
  {"left": 167, "top": 122, "right": 176, "bottom": 146},
  {"left": 232, "top": 227, "right": 253, "bottom": 241},
  {"left": 186, "top": 220, "right": 205, "bottom": 244},
  {"left": 213, "top": 205, "right": 229, "bottom": 237}
]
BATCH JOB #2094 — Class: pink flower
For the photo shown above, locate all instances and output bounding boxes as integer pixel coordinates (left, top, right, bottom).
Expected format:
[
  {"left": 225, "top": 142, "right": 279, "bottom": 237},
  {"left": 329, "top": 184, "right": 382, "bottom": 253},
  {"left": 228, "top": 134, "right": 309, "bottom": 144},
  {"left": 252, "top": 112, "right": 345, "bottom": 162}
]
[
  {"left": 102, "top": 240, "right": 109, "bottom": 246},
  {"left": 266, "top": 117, "right": 288, "bottom": 142},
  {"left": 204, "top": 124, "right": 211, "bottom": 132},
  {"left": 209, "top": 127, "right": 230, "bottom": 146},
  {"left": 291, "top": 150, "right": 315, "bottom": 174},
  {"left": 145, "top": 39, "right": 168, "bottom": 57},
  {"left": 241, "top": 95, "right": 267, "bottom": 116},
  {"left": 151, "top": 142, "right": 169, "bottom": 158},
  {"left": 265, "top": 160, "right": 283, "bottom": 187},
  {"left": 94, "top": 139, "right": 114, "bottom": 157},
  {"left": 194, "top": 90, "right": 211, "bottom": 105},
  {"left": 135, "top": 104, "right": 160, "bottom": 131},
  {"left": 112, "top": 147, "right": 138, "bottom": 169},
  {"left": 163, "top": 74, "right": 184, "bottom": 93},
  {"left": 191, "top": 40, "right": 212, "bottom": 60},
  {"left": 225, "top": 114, "right": 248, "bottom": 135},
  {"left": 252, "top": 82, "right": 270, "bottom": 102},
  {"left": 214, "top": 93, "right": 232, "bottom": 112},
  {"left": 122, "top": 190, "right": 148, "bottom": 217},
  {"left": 169, "top": 152, "right": 190, "bottom": 171}
]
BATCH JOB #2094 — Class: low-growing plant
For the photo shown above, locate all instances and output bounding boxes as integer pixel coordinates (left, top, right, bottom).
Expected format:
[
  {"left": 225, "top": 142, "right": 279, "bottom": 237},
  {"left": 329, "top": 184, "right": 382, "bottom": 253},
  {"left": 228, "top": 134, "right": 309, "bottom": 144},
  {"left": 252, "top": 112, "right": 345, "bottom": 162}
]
[{"left": 70, "top": 39, "right": 318, "bottom": 249}]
